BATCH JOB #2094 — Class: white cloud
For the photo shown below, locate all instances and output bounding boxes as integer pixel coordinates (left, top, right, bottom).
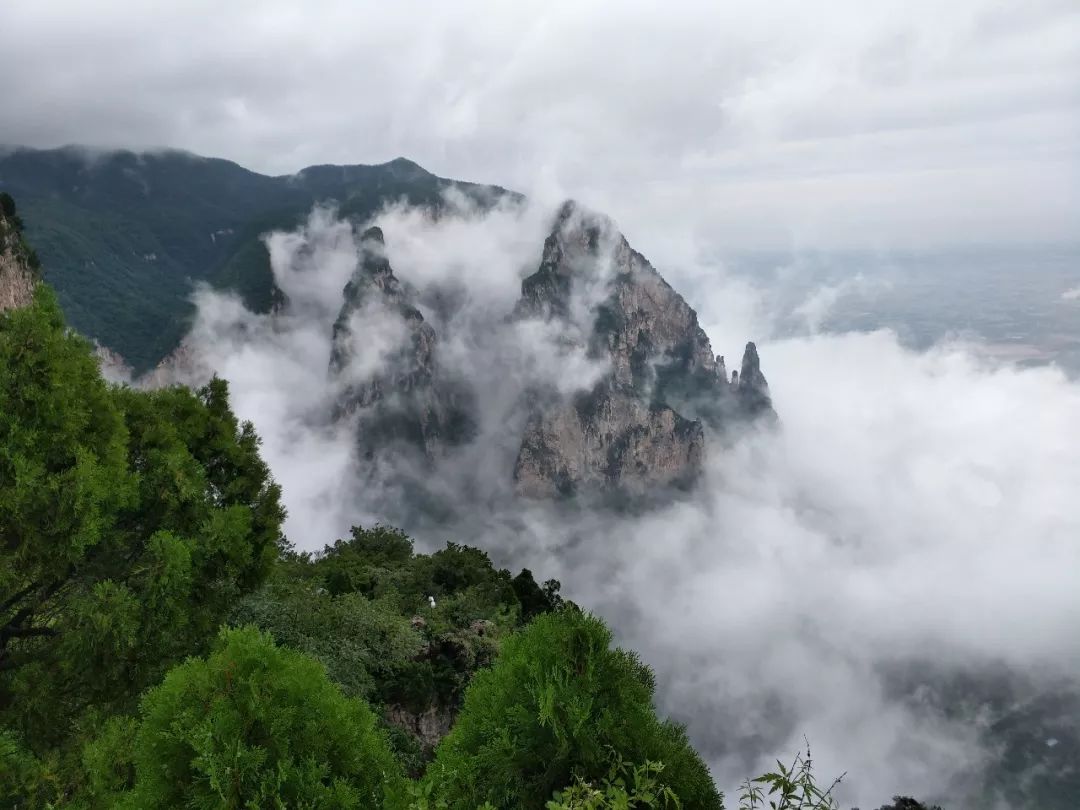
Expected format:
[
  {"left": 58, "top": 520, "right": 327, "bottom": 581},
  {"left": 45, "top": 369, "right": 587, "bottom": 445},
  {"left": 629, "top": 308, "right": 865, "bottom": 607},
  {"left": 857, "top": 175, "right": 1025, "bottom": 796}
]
[
  {"left": 1, "top": 0, "right": 1077, "bottom": 249},
  {"left": 157, "top": 201, "right": 1080, "bottom": 807}
]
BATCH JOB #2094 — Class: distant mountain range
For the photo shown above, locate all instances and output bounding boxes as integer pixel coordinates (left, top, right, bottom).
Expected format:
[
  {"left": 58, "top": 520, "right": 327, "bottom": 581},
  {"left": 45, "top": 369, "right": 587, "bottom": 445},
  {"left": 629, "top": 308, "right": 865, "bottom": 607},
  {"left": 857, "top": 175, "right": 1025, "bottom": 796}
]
[{"left": 0, "top": 146, "right": 515, "bottom": 371}]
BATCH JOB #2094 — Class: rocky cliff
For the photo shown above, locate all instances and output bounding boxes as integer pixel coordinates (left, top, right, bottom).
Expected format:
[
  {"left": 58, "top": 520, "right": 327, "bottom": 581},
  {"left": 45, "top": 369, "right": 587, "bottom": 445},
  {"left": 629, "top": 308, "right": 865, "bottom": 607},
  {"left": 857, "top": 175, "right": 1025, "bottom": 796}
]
[
  {"left": 0, "top": 196, "right": 39, "bottom": 312},
  {"left": 330, "top": 226, "right": 475, "bottom": 460},
  {"left": 131, "top": 200, "right": 773, "bottom": 504},
  {"left": 511, "top": 201, "right": 773, "bottom": 498}
]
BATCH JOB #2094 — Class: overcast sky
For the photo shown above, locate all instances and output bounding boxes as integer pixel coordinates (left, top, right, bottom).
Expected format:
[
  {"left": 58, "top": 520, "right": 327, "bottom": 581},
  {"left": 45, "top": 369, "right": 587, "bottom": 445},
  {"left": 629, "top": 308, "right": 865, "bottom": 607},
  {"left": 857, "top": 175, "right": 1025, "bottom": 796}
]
[{"left": 1, "top": 0, "right": 1077, "bottom": 250}]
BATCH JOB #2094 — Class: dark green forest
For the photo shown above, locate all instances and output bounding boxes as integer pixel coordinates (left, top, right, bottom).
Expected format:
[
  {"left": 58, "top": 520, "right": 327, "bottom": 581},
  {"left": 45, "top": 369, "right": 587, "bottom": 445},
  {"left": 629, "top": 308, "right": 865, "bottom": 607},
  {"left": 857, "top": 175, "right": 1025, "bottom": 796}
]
[{"left": 0, "top": 198, "right": 941, "bottom": 808}]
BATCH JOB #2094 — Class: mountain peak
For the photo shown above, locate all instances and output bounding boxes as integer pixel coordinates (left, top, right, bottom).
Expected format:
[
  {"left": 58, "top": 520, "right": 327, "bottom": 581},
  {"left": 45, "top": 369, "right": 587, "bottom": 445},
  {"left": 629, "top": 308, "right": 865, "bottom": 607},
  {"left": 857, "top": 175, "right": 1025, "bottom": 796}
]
[
  {"left": 510, "top": 202, "right": 774, "bottom": 498},
  {"left": 360, "top": 225, "right": 385, "bottom": 245},
  {"left": 383, "top": 156, "right": 430, "bottom": 173},
  {"left": 735, "top": 340, "right": 772, "bottom": 418}
]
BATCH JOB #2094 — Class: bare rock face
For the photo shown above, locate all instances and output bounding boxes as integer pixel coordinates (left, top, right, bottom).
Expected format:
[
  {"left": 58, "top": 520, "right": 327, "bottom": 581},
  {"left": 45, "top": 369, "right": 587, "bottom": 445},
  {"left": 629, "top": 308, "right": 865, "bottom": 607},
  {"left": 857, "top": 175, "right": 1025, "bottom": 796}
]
[
  {"left": 384, "top": 703, "right": 455, "bottom": 756},
  {"left": 330, "top": 226, "right": 474, "bottom": 459},
  {"left": 0, "top": 207, "right": 38, "bottom": 312},
  {"left": 512, "top": 201, "right": 773, "bottom": 498},
  {"left": 514, "top": 384, "right": 704, "bottom": 497}
]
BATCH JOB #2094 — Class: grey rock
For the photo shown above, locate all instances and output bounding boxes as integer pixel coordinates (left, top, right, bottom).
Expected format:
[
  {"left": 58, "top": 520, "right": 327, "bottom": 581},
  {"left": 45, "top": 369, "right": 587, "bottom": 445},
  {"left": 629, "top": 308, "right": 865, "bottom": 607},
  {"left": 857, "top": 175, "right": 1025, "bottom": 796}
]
[
  {"left": 512, "top": 201, "right": 773, "bottom": 498},
  {"left": 514, "top": 383, "right": 703, "bottom": 498},
  {"left": 734, "top": 340, "right": 773, "bottom": 420},
  {"left": 384, "top": 703, "right": 455, "bottom": 754},
  {"left": 331, "top": 226, "right": 474, "bottom": 459},
  {"left": 0, "top": 211, "right": 37, "bottom": 312}
]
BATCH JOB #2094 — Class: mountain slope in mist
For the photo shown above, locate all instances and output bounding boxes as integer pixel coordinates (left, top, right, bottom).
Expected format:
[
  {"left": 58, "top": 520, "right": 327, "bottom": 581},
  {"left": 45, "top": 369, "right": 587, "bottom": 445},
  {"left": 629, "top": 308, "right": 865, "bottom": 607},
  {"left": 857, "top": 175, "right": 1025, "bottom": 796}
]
[
  {"left": 156, "top": 197, "right": 774, "bottom": 505},
  {"left": 0, "top": 146, "right": 515, "bottom": 370}
]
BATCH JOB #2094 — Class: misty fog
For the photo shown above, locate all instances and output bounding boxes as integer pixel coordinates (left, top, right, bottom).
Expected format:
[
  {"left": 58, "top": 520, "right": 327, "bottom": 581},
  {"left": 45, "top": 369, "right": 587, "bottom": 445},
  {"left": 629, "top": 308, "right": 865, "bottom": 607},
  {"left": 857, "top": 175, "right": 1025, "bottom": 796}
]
[{"left": 152, "top": 197, "right": 1080, "bottom": 808}]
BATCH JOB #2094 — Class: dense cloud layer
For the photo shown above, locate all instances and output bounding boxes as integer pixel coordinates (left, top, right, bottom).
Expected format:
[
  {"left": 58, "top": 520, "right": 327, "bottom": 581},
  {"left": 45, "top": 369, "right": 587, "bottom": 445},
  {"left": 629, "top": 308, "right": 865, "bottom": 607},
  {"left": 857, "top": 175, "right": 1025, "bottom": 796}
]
[
  {"left": 2, "top": 1, "right": 1078, "bottom": 249},
  {"left": 168, "top": 200, "right": 1080, "bottom": 808}
]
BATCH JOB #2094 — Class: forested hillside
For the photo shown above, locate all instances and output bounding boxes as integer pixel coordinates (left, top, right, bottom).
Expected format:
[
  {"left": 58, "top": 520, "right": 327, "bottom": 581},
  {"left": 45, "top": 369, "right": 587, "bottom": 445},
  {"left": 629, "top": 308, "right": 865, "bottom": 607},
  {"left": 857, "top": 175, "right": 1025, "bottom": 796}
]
[{"left": 0, "top": 147, "right": 516, "bottom": 371}]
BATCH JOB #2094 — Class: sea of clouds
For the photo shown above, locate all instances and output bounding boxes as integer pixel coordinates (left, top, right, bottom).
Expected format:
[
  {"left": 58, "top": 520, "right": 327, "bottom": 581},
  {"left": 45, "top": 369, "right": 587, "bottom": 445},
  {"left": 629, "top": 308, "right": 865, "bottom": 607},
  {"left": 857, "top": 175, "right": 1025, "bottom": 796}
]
[{"left": 167, "top": 197, "right": 1080, "bottom": 809}]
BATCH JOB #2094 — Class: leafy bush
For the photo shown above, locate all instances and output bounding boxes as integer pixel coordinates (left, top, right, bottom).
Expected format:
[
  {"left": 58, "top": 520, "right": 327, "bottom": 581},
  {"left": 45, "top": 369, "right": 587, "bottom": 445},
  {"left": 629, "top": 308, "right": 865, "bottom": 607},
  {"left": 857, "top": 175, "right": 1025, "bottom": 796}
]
[
  {"left": 0, "top": 288, "right": 284, "bottom": 753},
  {"left": 231, "top": 578, "right": 425, "bottom": 702},
  {"left": 425, "top": 609, "right": 722, "bottom": 810},
  {"left": 97, "top": 627, "right": 405, "bottom": 809},
  {"left": 738, "top": 744, "right": 843, "bottom": 810}
]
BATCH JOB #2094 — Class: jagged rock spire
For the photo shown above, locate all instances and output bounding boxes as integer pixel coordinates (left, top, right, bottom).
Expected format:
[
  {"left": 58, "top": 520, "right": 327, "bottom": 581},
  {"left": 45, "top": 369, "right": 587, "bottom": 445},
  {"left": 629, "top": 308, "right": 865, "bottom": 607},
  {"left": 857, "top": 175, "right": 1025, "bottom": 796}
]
[
  {"left": 330, "top": 223, "right": 474, "bottom": 459},
  {"left": 735, "top": 341, "right": 772, "bottom": 418}
]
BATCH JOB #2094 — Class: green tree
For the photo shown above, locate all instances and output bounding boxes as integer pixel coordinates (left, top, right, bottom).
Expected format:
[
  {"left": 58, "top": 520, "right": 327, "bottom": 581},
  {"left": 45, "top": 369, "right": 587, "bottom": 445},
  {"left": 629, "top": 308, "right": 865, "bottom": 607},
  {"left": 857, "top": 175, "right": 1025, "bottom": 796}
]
[
  {"left": 231, "top": 578, "right": 425, "bottom": 703},
  {"left": 511, "top": 568, "right": 562, "bottom": 622},
  {"left": 424, "top": 609, "right": 722, "bottom": 810},
  {"left": 0, "top": 191, "right": 16, "bottom": 220},
  {"left": 0, "top": 288, "right": 285, "bottom": 751},
  {"left": 91, "top": 626, "right": 405, "bottom": 809},
  {"left": 874, "top": 799, "right": 943, "bottom": 810}
]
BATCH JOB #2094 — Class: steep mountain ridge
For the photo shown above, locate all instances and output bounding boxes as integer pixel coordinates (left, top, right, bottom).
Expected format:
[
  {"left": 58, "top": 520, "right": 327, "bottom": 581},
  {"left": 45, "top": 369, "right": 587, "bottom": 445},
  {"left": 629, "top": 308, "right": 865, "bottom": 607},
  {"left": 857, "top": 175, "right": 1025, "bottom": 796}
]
[
  {"left": 330, "top": 225, "right": 476, "bottom": 460},
  {"left": 0, "top": 146, "right": 517, "bottom": 370}
]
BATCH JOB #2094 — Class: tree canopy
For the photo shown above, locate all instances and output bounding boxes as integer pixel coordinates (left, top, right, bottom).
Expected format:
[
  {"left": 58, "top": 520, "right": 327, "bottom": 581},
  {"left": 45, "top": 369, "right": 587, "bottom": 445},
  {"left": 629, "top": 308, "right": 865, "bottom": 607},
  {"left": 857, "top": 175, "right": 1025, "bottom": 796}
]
[
  {"left": 0, "top": 287, "right": 285, "bottom": 756},
  {"left": 425, "top": 609, "right": 723, "bottom": 810},
  {"left": 90, "top": 627, "right": 405, "bottom": 809}
]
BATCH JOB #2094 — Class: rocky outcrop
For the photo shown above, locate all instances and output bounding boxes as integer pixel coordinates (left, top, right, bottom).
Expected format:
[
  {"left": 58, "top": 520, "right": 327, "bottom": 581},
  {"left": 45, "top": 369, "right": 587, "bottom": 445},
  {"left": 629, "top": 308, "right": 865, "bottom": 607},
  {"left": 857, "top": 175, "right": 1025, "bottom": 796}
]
[
  {"left": 514, "top": 383, "right": 704, "bottom": 497},
  {"left": 734, "top": 340, "right": 773, "bottom": 420},
  {"left": 512, "top": 201, "right": 773, "bottom": 498},
  {"left": 0, "top": 201, "right": 38, "bottom": 312},
  {"left": 384, "top": 704, "right": 455, "bottom": 755},
  {"left": 330, "top": 226, "right": 474, "bottom": 459}
]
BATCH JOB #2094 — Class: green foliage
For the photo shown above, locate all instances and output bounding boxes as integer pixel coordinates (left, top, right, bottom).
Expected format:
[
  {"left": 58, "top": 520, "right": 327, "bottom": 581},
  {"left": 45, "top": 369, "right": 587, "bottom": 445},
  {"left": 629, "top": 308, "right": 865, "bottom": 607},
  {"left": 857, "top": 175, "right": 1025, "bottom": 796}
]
[
  {"left": 296, "top": 528, "right": 559, "bottom": 710},
  {"left": 231, "top": 577, "right": 425, "bottom": 702},
  {"left": 233, "top": 527, "right": 562, "bottom": 768},
  {"left": 0, "top": 288, "right": 285, "bottom": 758},
  {"left": 874, "top": 799, "right": 943, "bottom": 810},
  {"left": 546, "top": 754, "right": 682, "bottom": 809},
  {"left": 0, "top": 191, "right": 16, "bottom": 219},
  {"left": 78, "top": 715, "right": 138, "bottom": 806},
  {"left": 424, "top": 609, "right": 722, "bottom": 810},
  {"left": 512, "top": 568, "right": 564, "bottom": 622},
  {"left": 0, "top": 727, "right": 62, "bottom": 807},
  {"left": 93, "top": 626, "right": 405, "bottom": 808},
  {"left": 738, "top": 745, "right": 843, "bottom": 810}
]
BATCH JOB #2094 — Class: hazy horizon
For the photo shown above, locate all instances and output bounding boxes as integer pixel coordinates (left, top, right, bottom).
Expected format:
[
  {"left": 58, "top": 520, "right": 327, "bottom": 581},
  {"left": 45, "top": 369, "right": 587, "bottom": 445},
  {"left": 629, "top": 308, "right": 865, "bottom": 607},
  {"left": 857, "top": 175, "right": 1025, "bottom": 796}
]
[{"left": 2, "top": 1, "right": 1077, "bottom": 252}]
